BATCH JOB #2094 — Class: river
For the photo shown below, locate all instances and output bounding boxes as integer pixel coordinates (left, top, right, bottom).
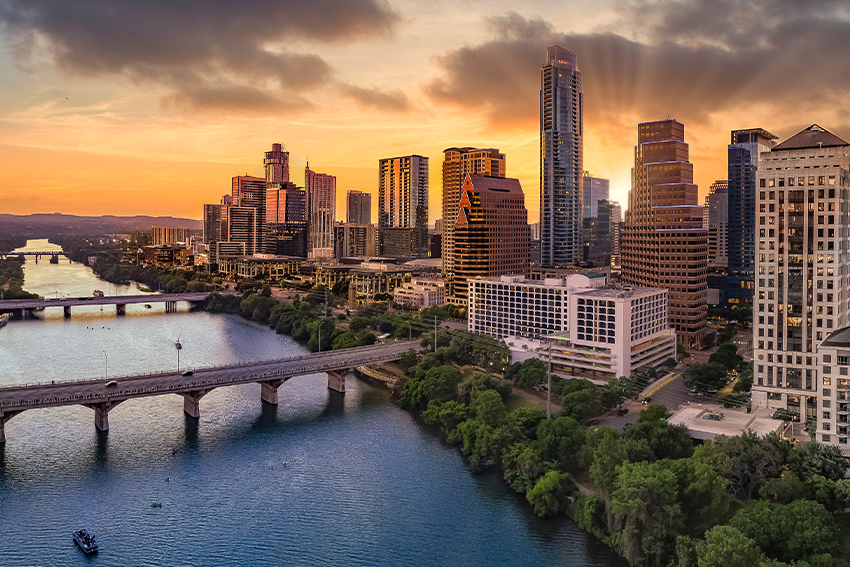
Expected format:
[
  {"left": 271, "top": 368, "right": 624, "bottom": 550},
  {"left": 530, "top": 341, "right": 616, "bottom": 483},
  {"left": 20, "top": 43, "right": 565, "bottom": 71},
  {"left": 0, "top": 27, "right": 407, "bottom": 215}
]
[{"left": 0, "top": 239, "right": 622, "bottom": 567}]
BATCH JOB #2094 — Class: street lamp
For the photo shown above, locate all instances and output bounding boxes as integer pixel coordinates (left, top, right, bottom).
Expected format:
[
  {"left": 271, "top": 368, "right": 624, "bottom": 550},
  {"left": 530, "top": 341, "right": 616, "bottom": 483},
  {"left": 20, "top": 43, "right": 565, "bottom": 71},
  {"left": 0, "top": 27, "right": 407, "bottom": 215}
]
[
  {"left": 175, "top": 336, "right": 182, "bottom": 371},
  {"left": 103, "top": 350, "right": 108, "bottom": 380},
  {"left": 407, "top": 320, "right": 412, "bottom": 342}
]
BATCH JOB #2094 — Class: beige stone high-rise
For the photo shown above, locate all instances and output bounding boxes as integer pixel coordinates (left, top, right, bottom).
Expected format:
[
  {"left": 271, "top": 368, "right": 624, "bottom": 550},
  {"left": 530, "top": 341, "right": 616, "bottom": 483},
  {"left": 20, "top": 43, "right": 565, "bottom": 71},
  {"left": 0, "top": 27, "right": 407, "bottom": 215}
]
[
  {"left": 441, "top": 148, "right": 505, "bottom": 301},
  {"left": 621, "top": 119, "right": 708, "bottom": 346},
  {"left": 752, "top": 124, "right": 850, "bottom": 427}
]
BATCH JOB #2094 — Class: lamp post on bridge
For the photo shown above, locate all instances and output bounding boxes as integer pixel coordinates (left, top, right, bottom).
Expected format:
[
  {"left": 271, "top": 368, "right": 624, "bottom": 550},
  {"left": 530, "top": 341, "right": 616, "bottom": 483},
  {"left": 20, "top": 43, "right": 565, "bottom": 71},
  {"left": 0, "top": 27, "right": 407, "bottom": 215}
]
[{"left": 102, "top": 350, "right": 108, "bottom": 381}]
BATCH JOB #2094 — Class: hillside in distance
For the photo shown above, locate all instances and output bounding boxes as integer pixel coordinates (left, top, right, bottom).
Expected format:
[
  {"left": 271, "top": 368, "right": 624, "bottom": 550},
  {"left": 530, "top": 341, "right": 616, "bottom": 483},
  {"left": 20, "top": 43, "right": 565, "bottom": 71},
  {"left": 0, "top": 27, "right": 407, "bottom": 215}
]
[{"left": 0, "top": 213, "right": 202, "bottom": 238}]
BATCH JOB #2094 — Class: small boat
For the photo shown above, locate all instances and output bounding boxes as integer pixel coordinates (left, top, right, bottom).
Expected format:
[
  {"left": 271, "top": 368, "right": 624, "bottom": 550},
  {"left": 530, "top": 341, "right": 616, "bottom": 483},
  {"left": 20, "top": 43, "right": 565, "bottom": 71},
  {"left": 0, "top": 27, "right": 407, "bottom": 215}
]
[
  {"left": 144, "top": 304, "right": 152, "bottom": 309},
  {"left": 150, "top": 503, "right": 162, "bottom": 508},
  {"left": 72, "top": 529, "right": 99, "bottom": 554},
  {"left": 0, "top": 319, "right": 7, "bottom": 329}
]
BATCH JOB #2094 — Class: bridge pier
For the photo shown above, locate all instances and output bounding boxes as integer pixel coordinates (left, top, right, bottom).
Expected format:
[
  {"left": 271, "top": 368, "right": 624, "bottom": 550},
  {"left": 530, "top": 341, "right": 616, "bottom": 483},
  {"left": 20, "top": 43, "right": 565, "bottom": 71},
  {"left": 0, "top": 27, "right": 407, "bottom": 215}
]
[
  {"left": 165, "top": 301, "right": 177, "bottom": 313},
  {"left": 64, "top": 305, "right": 71, "bottom": 318},
  {"left": 0, "top": 410, "right": 24, "bottom": 444},
  {"left": 327, "top": 370, "right": 354, "bottom": 393},
  {"left": 116, "top": 304, "right": 126, "bottom": 316},
  {"left": 84, "top": 400, "right": 123, "bottom": 432},
  {"left": 181, "top": 389, "right": 211, "bottom": 418},
  {"left": 260, "top": 380, "right": 283, "bottom": 404}
]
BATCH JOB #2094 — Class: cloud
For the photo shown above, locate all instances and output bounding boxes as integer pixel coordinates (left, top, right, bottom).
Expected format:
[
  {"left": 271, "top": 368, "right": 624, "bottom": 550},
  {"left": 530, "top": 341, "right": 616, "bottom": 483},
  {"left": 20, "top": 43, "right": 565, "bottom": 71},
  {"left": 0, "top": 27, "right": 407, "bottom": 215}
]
[
  {"left": 0, "top": 0, "right": 400, "bottom": 112},
  {"left": 340, "top": 84, "right": 410, "bottom": 112},
  {"left": 426, "top": 4, "right": 850, "bottom": 132}
]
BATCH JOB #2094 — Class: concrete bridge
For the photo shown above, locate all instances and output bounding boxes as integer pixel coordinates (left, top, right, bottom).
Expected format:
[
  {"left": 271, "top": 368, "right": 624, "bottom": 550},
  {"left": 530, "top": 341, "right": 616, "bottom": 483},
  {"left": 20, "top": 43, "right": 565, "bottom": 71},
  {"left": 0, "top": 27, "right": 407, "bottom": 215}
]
[
  {"left": 0, "top": 251, "right": 69, "bottom": 263},
  {"left": 0, "top": 292, "right": 211, "bottom": 318},
  {"left": 0, "top": 340, "right": 418, "bottom": 443}
]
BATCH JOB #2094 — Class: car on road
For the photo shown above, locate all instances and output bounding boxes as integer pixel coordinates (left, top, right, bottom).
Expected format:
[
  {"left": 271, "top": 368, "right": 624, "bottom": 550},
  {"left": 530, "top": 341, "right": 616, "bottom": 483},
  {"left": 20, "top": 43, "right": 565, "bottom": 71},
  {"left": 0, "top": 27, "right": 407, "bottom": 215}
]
[
  {"left": 642, "top": 396, "right": 652, "bottom": 405},
  {"left": 617, "top": 408, "right": 629, "bottom": 416},
  {"left": 105, "top": 381, "right": 118, "bottom": 387},
  {"left": 182, "top": 370, "right": 194, "bottom": 376}
]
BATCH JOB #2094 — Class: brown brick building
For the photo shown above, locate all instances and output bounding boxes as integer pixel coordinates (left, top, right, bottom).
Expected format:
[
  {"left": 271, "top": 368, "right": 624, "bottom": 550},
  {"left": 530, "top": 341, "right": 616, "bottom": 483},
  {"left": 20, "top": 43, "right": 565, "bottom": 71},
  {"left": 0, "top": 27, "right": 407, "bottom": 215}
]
[
  {"left": 621, "top": 120, "right": 709, "bottom": 346},
  {"left": 453, "top": 174, "right": 530, "bottom": 301}
]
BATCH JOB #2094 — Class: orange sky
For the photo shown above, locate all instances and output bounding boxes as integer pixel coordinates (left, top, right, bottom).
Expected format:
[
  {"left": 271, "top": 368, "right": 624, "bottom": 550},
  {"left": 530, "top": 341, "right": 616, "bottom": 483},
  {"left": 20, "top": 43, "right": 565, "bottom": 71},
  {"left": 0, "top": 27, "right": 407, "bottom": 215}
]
[{"left": 2, "top": 0, "right": 850, "bottom": 224}]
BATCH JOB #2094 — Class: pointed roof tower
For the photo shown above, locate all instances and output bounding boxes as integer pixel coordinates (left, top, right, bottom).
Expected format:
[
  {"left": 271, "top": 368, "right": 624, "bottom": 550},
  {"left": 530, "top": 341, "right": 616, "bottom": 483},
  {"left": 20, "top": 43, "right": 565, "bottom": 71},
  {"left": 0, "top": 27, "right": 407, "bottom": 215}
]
[{"left": 772, "top": 124, "right": 849, "bottom": 151}]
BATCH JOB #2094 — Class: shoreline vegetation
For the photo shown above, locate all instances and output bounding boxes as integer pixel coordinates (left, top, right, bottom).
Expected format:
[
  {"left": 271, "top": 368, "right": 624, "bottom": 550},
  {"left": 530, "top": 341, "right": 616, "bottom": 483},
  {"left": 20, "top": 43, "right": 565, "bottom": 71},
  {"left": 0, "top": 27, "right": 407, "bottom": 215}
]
[{"left": 396, "top": 343, "right": 850, "bottom": 567}]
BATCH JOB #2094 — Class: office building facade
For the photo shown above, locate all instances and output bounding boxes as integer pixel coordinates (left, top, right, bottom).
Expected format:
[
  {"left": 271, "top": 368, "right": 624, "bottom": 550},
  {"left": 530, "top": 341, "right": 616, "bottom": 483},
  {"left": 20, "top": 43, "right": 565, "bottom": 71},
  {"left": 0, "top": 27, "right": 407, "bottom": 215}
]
[
  {"left": 752, "top": 124, "right": 850, "bottom": 423},
  {"left": 621, "top": 119, "right": 708, "bottom": 346},
  {"left": 151, "top": 226, "right": 190, "bottom": 246},
  {"left": 346, "top": 190, "right": 372, "bottom": 225},
  {"left": 378, "top": 155, "right": 429, "bottom": 256},
  {"left": 725, "top": 128, "right": 778, "bottom": 304},
  {"left": 540, "top": 45, "right": 583, "bottom": 268},
  {"left": 334, "top": 222, "right": 378, "bottom": 258},
  {"left": 232, "top": 175, "right": 266, "bottom": 255},
  {"left": 441, "top": 147, "right": 506, "bottom": 294},
  {"left": 706, "top": 179, "right": 729, "bottom": 268},
  {"left": 582, "top": 172, "right": 609, "bottom": 219},
  {"left": 453, "top": 174, "right": 530, "bottom": 300},
  {"left": 305, "top": 165, "right": 336, "bottom": 257}
]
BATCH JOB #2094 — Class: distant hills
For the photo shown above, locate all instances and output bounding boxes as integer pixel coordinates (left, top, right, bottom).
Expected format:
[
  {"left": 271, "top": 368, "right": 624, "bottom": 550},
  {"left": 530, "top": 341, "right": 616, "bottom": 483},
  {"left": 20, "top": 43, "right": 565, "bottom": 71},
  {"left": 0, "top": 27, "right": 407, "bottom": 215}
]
[{"left": 0, "top": 213, "right": 202, "bottom": 238}]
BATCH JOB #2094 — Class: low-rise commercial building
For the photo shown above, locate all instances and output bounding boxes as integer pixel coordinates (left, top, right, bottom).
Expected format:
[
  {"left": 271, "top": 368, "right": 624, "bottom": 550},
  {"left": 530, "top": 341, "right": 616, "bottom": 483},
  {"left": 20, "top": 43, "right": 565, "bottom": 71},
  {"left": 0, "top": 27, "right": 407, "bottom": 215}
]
[
  {"left": 143, "top": 245, "right": 192, "bottom": 267},
  {"left": 217, "top": 255, "right": 301, "bottom": 281},
  {"left": 393, "top": 278, "right": 447, "bottom": 308}
]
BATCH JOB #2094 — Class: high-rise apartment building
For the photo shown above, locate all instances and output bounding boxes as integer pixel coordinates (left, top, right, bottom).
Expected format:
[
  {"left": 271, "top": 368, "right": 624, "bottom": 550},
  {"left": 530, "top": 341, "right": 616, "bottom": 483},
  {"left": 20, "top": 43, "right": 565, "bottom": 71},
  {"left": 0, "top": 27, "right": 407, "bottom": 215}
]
[
  {"left": 584, "top": 199, "right": 621, "bottom": 267},
  {"left": 305, "top": 165, "right": 336, "bottom": 257},
  {"left": 264, "top": 143, "right": 289, "bottom": 185},
  {"left": 151, "top": 226, "right": 190, "bottom": 245},
  {"left": 582, "top": 172, "right": 609, "bottom": 219},
  {"left": 441, "top": 147, "right": 506, "bottom": 292},
  {"left": 231, "top": 176, "right": 266, "bottom": 255},
  {"left": 227, "top": 206, "right": 259, "bottom": 255},
  {"left": 706, "top": 180, "right": 729, "bottom": 268},
  {"left": 347, "top": 190, "right": 372, "bottom": 225},
  {"left": 725, "top": 128, "right": 778, "bottom": 303},
  {"left": 753, "top": 124, "right": 850, "bottom": 423},
  {"left": 621, "top": 119, "right": 708, "bottom": 346},
  {"left": 266, "top": 182, "right": 307, "bottom": 256},
  {"left": 540, "top": 45, "right": 583, "bottom": 268},
  {"left": 453, "top": 174, "right": 530, "bottom": 300},
  {"left": 378, "top": 155, "right": 429, "bottom": 257},
  {"left": 203, "top": 204, "right": 228, "bottom": 245}
]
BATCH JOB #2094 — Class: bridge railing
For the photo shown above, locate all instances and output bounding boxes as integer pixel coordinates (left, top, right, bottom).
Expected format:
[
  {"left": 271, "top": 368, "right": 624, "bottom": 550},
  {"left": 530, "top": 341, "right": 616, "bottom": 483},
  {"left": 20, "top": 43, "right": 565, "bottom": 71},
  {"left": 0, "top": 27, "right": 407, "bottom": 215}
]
[{"left": 0, "top": 343, "right": 417, "bottom": 400}]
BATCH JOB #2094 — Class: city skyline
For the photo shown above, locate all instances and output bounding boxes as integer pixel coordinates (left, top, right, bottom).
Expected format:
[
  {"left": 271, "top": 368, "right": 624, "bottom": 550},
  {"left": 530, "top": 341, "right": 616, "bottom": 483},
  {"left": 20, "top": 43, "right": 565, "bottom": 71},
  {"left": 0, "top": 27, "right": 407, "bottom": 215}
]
[{"left": 3, "top": 1, "right": 850, "bottom": 221}]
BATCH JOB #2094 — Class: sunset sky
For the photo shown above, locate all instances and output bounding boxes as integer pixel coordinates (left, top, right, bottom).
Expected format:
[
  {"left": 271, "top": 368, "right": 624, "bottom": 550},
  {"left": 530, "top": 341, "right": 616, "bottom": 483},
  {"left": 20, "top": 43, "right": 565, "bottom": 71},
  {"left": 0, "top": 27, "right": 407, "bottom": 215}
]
[{"left": 2, "top": 0, "right": 850, "bottom": 224}]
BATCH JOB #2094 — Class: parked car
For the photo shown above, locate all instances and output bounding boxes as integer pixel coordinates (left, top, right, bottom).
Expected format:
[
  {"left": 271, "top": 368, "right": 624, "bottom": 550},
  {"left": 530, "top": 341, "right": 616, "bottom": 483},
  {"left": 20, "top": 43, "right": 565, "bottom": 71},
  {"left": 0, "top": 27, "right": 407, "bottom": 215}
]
[
  {"left": 642, "top": 396, "right": 652, "bottom": 405},
  {"left": 182, "top": 370, "right": 194, "bottom": 376},
  {"left": 617, "top": 408, "right": 629, "bottom": 416},
  {"left": 105, "top": 381, "right": 118, "bottom": 387}
]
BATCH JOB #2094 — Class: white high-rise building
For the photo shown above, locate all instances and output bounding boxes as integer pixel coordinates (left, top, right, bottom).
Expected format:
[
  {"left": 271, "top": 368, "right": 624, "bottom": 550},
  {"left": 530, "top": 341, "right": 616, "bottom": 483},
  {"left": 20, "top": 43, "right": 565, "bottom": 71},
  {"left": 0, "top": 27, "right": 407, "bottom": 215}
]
[
  {"left": 752, "top": 124, "right": 850, "bottom": 424},
  {"left": 378, "top": 155, "right": 429, "bottom": 256}
]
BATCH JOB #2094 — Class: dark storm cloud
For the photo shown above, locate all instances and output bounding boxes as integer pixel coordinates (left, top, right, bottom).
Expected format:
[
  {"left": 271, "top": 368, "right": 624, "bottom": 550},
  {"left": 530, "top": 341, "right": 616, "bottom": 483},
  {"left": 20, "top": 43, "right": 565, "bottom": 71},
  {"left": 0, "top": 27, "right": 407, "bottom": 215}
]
[
  {"left": 340, "top": 84, "right": 410, "bottom": 112},
  {"left": 0, "top": 0, "right": 399, "bottom": 111},
  {"left": 427, "top": 3, "right": 850, "bottom": 129}
]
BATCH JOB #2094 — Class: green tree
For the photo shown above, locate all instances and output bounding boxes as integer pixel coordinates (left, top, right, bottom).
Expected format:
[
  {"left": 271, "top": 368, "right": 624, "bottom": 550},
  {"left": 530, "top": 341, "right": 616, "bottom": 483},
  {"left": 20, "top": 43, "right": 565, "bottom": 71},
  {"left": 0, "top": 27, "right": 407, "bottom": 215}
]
[
  {"left": 729, "top": 500, "right": 838, "bottom": 563},
  {"left": 470, "top": 390, "right": 508, "bottom": 427},
  {"left": 261, "top": 284, "right": 272, "bottom": 297},
  {"left": 788, "top": 441, "right": 849, "bottom": 482},
  {"left": 714, "top": 432, "right": 789, "bottom": 500},
  {"left": 421, "top": 400, "right": 469, "bottom": 438},
  {"left": 508, "top": 406, "right": 546, "bottom": 440},
  {"left": 709, "top": 343, "right": 743, "bottom": 372},
  {"left": 515, "top": 358, "right": 547, "bottom": 390},
  {"left": 399, "top": 364, "right": 462, "bottom": 410},
  {"left": 611, "top": 461, "right": 683, "bottom": 567},
  {"left": 526, "top": 470, "right": 574, "bottom": 518},
  {"left": 683, "top": 362, "right": 729, "bottom": 394},
  {"left": 589, "top": 429, "right": 627, "bottom": 531},
  {"left": 696, "top": 525, "right": 763, "bottom": 567},
  {"left": 502, "top": 441, "right": 548, "bottom": 494},
  {"left": 536, "top": 416, "right": 586, "bottom": 472}
]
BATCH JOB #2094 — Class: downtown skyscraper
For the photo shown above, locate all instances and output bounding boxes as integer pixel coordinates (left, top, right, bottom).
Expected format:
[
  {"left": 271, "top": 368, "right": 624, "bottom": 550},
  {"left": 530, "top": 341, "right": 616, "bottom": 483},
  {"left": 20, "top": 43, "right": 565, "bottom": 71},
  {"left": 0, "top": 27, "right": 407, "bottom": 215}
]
[
  {"left": 346, "top": 190, "right": 372, "bottom": 225},
  {"left": 540, "top": 45, "right": 583, "bottom": 268},
  {"left": 305, "top": 164, "right": 336, "bottom": 258},
  {"left": 621, "top": 119, "right": 708, "bottom": 346},
  {"left": 378, "top": 155, "right": 429, "bottom": 258},
  {"left": 441, "top": 147, "right": 505, "bottom": 300},
  {"left": 752, "top": 125, "right": 850, "bottom": 425}
]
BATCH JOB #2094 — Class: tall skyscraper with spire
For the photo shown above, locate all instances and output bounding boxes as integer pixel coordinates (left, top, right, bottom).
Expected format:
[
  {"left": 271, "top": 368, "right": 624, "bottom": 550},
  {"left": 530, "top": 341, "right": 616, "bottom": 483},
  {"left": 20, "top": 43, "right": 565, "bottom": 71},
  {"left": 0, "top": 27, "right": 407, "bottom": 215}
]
[
  {"left": 621, "top": 119, "right": 708, "bottom": 346},
  {"left": 540, "top": 45, "right": 583, "bottom": 267},
  {"left": 264, "top": 143, "right": 289, "bottom": 184}
]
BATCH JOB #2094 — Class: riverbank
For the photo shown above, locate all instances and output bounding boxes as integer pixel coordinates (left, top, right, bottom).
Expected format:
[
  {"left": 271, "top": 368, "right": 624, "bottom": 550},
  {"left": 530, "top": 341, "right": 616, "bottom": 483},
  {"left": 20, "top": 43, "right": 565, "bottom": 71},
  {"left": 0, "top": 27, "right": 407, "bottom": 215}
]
[{"left": 395, "top": 345, "right": 850, "bottom": 567}]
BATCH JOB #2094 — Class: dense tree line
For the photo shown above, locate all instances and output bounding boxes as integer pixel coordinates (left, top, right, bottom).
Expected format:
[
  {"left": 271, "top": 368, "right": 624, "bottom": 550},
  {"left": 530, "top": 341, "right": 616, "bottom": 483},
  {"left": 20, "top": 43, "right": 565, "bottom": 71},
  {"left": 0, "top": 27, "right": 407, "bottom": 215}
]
[
  {"left": 0, "top": 234, "right": 27, "bottom": 255},
  {"left": 397, "top": 342, "right": 850, "bottom": 567},
  {"left": 0, "top": 258, "right": 40, "bottom": 299}
]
